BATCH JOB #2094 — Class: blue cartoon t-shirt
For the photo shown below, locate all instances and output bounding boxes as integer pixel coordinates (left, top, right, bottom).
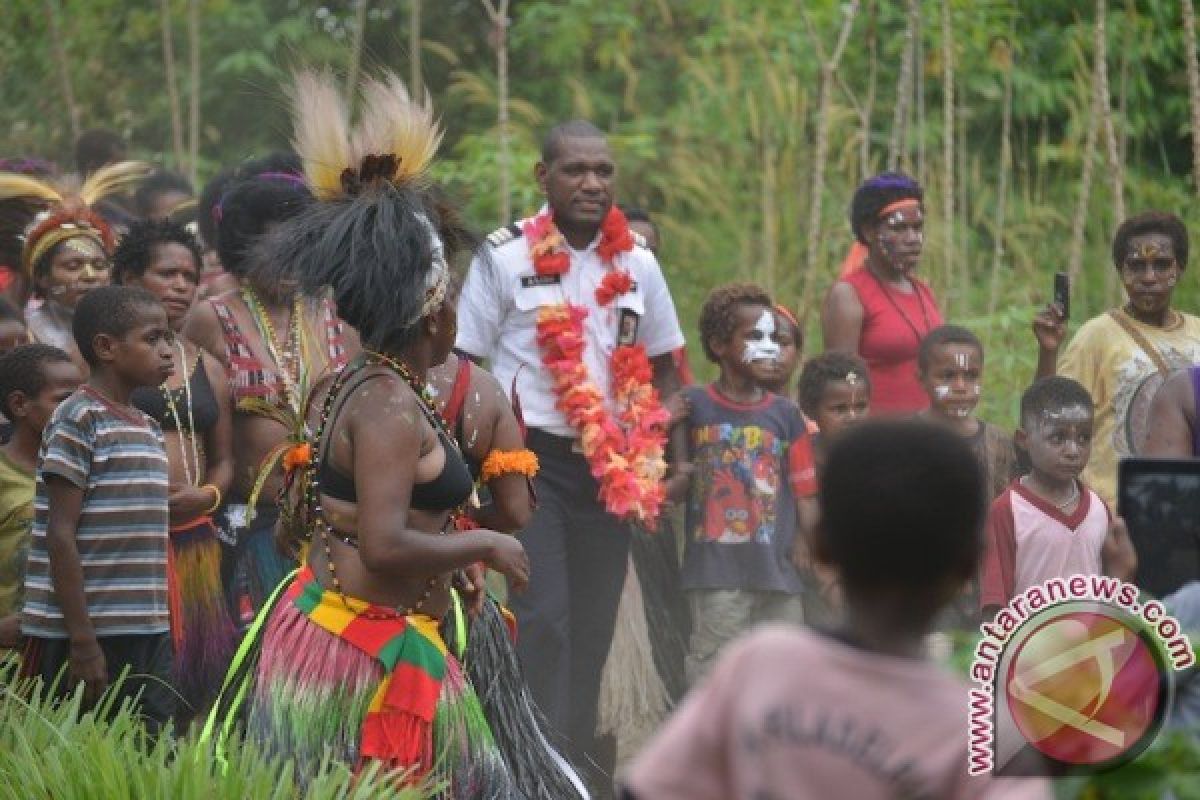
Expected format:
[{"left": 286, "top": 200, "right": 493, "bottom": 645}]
[{"left": 681, "top": 385, "right": 817, "bottom": 593}]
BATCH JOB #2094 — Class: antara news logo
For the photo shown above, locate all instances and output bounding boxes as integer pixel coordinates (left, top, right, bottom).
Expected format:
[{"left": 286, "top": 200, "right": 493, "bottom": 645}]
[{"left": 967, "top": 575, "right": 1194, "bottom": 776}]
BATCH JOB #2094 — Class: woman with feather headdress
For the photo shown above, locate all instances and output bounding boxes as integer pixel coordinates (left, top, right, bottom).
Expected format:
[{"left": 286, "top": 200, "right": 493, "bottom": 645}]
[
  {"left": 0, "top": 161, "right": 151, "bottom": 370},
  {"left": 201, "top": 70, "right": 549, "bottom": 797},
  {"left": 181, "top": 153, "right": 355, "bottom": 624}
]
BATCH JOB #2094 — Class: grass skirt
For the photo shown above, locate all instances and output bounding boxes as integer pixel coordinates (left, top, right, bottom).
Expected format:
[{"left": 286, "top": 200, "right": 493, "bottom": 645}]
[
  {"left": 244, "top": 582, "right": 518, "bottom": 797},
  {"left": 166, "top": 516, "right": 238, "bottom": 716}
]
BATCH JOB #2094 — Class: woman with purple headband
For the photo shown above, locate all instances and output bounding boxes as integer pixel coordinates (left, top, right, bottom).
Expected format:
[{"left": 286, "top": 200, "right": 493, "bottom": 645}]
[
  {"left": 821, "top": 172, "right": 943, "bottom": 415},
  {"left": 183, "top": 154, "right": 359, "bottom": 621}
]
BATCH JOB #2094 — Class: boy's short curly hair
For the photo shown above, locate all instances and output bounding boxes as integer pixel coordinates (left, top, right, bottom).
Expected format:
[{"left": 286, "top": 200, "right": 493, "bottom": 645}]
[
  {"left": 797, "top": 352, "right": 871, "bottom": 417},
  {"left": 698, "top": 282, "right": 773, "bottom": 363},
  {"left": 0, "top": 343, "right": 74, "bottom": 419}
]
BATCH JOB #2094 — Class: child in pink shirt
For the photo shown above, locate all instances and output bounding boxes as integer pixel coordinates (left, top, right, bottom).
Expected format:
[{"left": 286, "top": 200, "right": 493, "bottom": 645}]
[
  {"left": 980, "top": 377, "right": 1136, "bottom": 618},
  {"left": 625, "top": 420, "right": 1050, "bottom": 800}
]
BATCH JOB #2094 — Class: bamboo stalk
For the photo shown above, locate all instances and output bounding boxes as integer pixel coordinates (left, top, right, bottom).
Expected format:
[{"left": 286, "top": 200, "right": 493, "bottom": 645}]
[
  {"left": 1067, "top": 26, "right": 1104, "bottom": 285},
  {"left": 799, "top": 1, "right": 861, "bottom": 313},
  {"left": 941, "top": 0, "right": 955, "bottom": 306},
  {"left": 1094, "top": 0, "right": 1124, "bottom": 303},
  {"left": 410, "top": 0, "right": 422, "bottom": 93},
  {"left": 1183, "top": 0, "right": 1200, "bottom": 195},
  {"left": 915, "top": 4, "right": 926, "bottom": 187},
  {"left": 762, "top": 132, "right": 777, "bottom": 293},
  {"left": 44, "top": 0, "right": 80, "bottom": 143},
  {"left": 483, "top": 0, "right": 512, "bottom": 223},
  {"left": 160, "top": 0, "right": 185, "bottom": 170},
  {"left": 186, "top": 0, "right": 199, "bottom": 184},
  {"left": 346, "top": 0, "right": 371, "bottom": 99},
  {"left": 887, "top": 0, "right": 918, "bottom": 170},
  {"left": 987, "top": 38, "right": 1014, "bottom": 318}
]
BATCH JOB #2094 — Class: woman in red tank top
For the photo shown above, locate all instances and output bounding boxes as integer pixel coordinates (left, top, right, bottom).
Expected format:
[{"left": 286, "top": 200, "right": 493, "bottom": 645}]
[{"left": 821, "top": 173, "right": 942, "bottom": 415}]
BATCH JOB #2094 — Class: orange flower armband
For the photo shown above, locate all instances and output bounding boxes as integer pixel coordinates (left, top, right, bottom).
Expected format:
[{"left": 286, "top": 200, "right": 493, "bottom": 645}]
[{"left": 480, "top": 449, "right": 540, "bottom": 483}]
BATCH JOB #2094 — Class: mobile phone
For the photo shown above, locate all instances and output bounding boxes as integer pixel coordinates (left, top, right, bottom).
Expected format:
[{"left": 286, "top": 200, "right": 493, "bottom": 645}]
[
  {"left": 1053, "top": 271, "right": 1070, "bottom": 320},
  {"left": 1118, "top": 457, "right": 1200, "bottom": 598}
]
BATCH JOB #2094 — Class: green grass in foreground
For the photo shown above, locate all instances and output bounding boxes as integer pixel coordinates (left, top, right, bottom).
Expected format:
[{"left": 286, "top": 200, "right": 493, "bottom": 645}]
[{"left": 0, "top": 655, "right": 432, "bottom": 799}]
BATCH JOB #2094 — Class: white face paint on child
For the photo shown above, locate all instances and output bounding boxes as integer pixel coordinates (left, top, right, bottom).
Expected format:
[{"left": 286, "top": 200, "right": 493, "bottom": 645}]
[{"left": 742, "top": 310, "right": 781, "bottom": 364}]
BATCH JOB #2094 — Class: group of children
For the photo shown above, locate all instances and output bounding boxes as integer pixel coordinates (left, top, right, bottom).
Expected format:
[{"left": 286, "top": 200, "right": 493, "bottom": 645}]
[{"left": 664, "top": 280, "right": 1137, "bottom": 682}]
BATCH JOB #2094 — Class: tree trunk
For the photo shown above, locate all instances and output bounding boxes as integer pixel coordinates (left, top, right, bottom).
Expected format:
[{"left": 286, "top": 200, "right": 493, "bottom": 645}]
[
  {"left": 44, "top": 0, "right": 80, "bottom": 143},
  {"left": 799, "top": 1, "right": 861, "bottom": 313},
  {"left": 346, "top": 0, "right": 370, "bottom": 99},
  {"left": 862, "top": 0, "right": 877, "bottom": 179},
  {"left": 941, "top": 0, "right": 955, "bottom": 306},
  {"left": 483, "top": 0, "right": 512, "bottom": 223},
  {"left": 410, "top": 0, "right": 422, "bottom": 92},
  {"left": 1183, "top": 0, "right": 1200, "bottom": 195},
  {"left": 987, "top": 38, "right": 1014, "bottom": 318},
  {"left": 160, "top": 0, "right": 185, "bottom": 170},
  {"left": 186, "top": 0, "right": 200, "bottom": 185},
  {"left": 887, "top": 0, "right": 918, "bottom": 170}
]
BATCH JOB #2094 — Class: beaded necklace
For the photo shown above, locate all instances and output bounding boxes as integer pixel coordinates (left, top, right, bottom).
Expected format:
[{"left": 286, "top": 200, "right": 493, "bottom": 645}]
[
  {"left": 161, "top": 339, "right": 201, "bottom": 487},
  {"left": 305, "top": 352, "right": 467, "bottom": 616},
  {"left": 242, "top": 288, "right": 305, "bottom": 413},
  {"left": 870, "top": 268, "right": 932, "bottom": 345}
]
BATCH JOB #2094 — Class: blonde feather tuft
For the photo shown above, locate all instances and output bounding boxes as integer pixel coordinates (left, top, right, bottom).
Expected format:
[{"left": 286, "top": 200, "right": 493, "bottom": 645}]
[
  {"left": 0, "top": 173, "right": 64, "bottom": 206},
  {"left": 354, "top": 71, "right": 442, "bottom": 187},
  {"left": 79, "top": 161, "right": 153, "bottom": 206},
  {"left": 289, "top": 69, "right": 352, "bottom": 199}
]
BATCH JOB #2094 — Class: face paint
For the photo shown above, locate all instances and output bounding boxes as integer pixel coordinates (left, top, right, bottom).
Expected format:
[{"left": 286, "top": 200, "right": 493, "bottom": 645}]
[
  {"left": 955, "top": 352, "right": 971, "bottom": 369},
  {"left": 1038, "top": 404, "right": 1091, "bottom": 429},
  {"left": 742, "top": 310, "right": 781, "bottom": 364}
]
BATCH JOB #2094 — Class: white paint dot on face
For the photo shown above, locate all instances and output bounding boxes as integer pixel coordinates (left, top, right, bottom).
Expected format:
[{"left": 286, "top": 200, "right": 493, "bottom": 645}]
[
  {"left": 933, "top": 385, "right": 952, "bottom": 400},
  {"left": 954, "top": 352, "right": 971, "bottom": 370},
  {"left": 742, "top": 310, "right": 781, "bottom": 364}
]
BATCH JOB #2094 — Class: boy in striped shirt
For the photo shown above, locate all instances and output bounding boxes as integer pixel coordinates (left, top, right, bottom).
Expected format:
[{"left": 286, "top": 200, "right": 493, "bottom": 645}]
[{"left": 21, "top": 287, "right": 176, "bottom": 731}]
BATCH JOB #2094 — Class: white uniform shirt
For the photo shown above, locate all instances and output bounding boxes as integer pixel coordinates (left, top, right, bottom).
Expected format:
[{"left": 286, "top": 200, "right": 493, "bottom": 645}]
[{"left": 456, "top": 216, "right": 685, "bottom": 437}]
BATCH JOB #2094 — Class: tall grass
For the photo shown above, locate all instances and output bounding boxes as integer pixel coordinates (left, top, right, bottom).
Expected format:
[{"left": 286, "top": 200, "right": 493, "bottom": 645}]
[{"left": 0, "top": 658, "right": 431, "bottom": 800}]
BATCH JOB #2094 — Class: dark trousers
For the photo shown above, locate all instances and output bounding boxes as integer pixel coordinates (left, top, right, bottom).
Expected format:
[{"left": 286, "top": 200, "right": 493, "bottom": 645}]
[
  {"left": 512, "top": 429, "right": 631, "bottom": 786},
  {"left": 22, "top": 632, "right": 176, "bottom": 735}
]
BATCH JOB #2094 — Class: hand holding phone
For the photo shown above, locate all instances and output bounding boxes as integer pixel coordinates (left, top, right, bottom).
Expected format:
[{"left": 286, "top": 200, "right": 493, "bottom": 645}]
[{"left": 1053, "top": 272, "right": 1070, "bottom": 320}]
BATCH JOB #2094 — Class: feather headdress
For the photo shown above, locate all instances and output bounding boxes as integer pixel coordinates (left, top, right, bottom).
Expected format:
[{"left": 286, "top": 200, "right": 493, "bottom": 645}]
[
  {"left": 288, "top": 68, "right": 442, "bottom": 199},
  {"left": 0, "top": 160, "right": 151, "bottom": 273},
  {"left": 287, "top": 68, "right": 449, "bottom": 317}
]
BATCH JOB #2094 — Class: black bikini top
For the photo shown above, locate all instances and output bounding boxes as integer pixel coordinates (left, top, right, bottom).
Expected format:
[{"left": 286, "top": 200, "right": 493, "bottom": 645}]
[
  {"left": 315, "top": 373, "right": 474, "bottom": 512},
  {"left": 132, "top": 356, "right": 220, "bottom": 434}
]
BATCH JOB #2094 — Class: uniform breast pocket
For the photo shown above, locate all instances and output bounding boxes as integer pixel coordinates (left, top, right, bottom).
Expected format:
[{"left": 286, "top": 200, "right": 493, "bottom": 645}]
[{"left": 513, "top": 283, "right": 563, "bottom": 315}]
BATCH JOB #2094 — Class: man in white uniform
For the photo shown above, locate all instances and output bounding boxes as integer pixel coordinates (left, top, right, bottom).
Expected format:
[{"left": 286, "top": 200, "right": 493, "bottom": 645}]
[{"left": 456, "top": 120, "right": 685, "bottom": 789}]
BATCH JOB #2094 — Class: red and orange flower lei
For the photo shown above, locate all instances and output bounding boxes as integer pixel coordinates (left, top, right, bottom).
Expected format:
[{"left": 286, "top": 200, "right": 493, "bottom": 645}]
[{"left": 525, "top": 206, "right": 669, "bottom": 529}]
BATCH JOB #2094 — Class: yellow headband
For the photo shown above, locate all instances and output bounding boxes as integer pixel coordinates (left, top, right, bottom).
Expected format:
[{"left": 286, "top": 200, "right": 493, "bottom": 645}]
[{"left": 24, "top": 226, "right": 107, "bottom": 276}]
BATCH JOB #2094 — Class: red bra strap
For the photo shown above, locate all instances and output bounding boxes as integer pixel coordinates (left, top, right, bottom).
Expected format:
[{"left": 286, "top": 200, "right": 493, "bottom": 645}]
[{"left": 443, "top": 357, "right": 473, "bottom": 425}]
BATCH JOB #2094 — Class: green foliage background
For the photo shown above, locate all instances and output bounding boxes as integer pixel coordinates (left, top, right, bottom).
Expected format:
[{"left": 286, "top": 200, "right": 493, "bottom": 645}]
[{"left": 4, "top": 0, "right": 1200, "bottom": 429}]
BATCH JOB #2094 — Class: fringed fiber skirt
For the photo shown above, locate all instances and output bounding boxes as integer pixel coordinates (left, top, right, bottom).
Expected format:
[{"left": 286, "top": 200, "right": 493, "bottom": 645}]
[
  {"left": 166, "top": 515, "right": 238, "bottom": 715},
  {"left": 242, "top": 568, "right": 518, "bottom": 798}
]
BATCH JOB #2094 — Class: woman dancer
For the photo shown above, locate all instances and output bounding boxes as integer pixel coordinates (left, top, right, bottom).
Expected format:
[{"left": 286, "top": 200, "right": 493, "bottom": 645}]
[
  {"left": 184, "top": 156, "right": 354, "bottom": 620},
  {"left": 205, "top": 70, "right": 533, "bottom": 795},
  {"left": 115, "top": 218, "right": 238, "bottom": 718}
]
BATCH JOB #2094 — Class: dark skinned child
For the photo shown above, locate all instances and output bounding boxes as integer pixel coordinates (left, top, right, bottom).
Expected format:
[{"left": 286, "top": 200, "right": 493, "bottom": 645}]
[
  {"left": 980, "top": 377, "right": 1137, "bottom": 620},
  {"left": 627, "top": 421, "right": 1051, "bottom": 800},
  {"left": 0, "top": 345, "right": 81, "bottom": 648},
  {"left": 670, "top": 283, "right": 818, "bottom": 683},
  {"left": 20, "top": 286, "right": 177, "bottom": 732}
]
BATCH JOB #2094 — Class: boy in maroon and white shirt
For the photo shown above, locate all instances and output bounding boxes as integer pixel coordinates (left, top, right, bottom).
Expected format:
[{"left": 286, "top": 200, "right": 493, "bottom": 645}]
[{"left": 980, "top": 377, "right": 1136, "bottom": 617}]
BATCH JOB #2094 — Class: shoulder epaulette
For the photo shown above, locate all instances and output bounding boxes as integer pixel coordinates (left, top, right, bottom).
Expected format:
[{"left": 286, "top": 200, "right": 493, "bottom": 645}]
[
  {"left": 631, "top": 230, "right": 647, "bottom": 250},
  {"left": 486, "top": 222, "right": 523, "bottom": 248}
]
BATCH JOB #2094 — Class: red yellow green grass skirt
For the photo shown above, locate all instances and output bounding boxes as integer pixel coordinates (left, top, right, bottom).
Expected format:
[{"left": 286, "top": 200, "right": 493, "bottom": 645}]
[{"left": 241, "top": 566, "right": 514, "bottom": 796}]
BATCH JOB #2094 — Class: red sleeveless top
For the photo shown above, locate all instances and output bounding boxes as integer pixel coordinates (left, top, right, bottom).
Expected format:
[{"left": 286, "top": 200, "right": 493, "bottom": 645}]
[{"left": 841, "top": 268, "right": 942, "bottom": 415}]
